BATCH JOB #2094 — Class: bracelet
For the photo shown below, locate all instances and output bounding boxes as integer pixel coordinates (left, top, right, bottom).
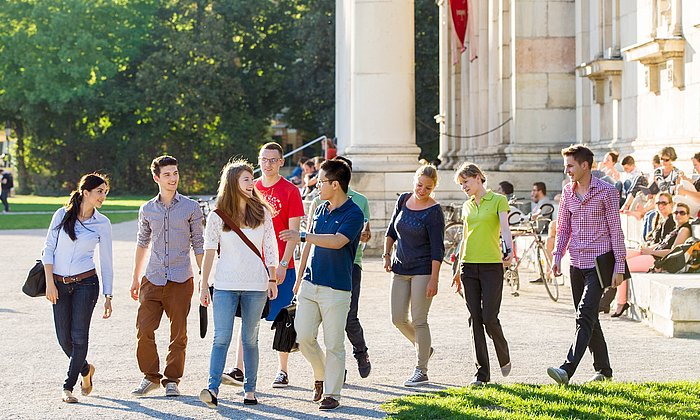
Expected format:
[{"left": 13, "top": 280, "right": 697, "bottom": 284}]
[
  {"left": 269, "top": 279, "right": 278, "bottom": 283},
  {"left": 382, "top": 253, "right": 391, "bottom": 258}
]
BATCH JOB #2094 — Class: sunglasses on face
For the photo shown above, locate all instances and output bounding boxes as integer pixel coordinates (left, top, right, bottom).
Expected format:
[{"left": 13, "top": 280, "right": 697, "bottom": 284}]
[
  {"left": 674, "top": 210, "right": 688, "bottom": 216},
  {"left": 661, "top": 157, "right": 671, "bottom": 162},
  {"left": 655, "top": 201, "right": 669, "bottom": 206}
]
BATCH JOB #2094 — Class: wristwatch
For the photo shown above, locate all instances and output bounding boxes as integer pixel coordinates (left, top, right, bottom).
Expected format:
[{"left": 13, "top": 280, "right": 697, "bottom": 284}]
[
  {"left": 300, "top": 231, "right": 307, "bottom": 243},
  {"left": 279, "top": 260, "right": 289, "bottom": 268},
  {"left": 104, "top": 294, "right": 113, "bottom": 300}
]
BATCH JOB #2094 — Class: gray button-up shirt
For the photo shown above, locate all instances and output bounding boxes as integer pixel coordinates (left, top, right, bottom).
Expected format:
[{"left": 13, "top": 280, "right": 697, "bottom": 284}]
[{"left": 137, "top": 192, "right": 204, "bottom": 285}]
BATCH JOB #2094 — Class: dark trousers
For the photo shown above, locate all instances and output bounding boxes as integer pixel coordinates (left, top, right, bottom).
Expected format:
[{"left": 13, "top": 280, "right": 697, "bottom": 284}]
[
  {"left": 461, "top": 263, "right": 510, "bottom": 382},
  {"left": 136, "top": 277, "right": 193, "bottom": 386},
  {"left": 561, "top": 266, "right": 612, "bottom": 378},
  {"left": 346, "top": 264, "right": 368, "bottom": 358},
  {"left": 0, "top": 188, "right": 8, "bottom": 211},
  {"left": 52, "top": 275, "right": 99, "bottom": 391}
]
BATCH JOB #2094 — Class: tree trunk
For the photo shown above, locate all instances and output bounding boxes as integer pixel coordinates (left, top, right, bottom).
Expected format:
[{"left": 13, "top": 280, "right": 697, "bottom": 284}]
[{"left": 13, "top": 121, "right": 31, "bottom": 194}]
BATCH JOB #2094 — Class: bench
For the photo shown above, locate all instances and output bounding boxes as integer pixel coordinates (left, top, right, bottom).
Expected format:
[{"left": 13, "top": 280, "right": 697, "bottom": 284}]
[{"left": 628, "top": 273, "right": 700, "bottom": 337}]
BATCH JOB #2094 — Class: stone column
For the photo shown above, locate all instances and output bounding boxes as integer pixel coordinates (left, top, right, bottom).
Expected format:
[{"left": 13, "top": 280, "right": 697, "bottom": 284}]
[
  {"left": 343, "top": 0, "right": 422, "bottom": 172},
  {"left": 335, "top": 0, "right": 353, "bottom": 154}
]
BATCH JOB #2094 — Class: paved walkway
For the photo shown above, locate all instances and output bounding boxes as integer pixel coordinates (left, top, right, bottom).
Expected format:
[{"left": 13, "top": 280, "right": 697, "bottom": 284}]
[{"left": 1, "top": 221, "right": 699, "bottom": 419}]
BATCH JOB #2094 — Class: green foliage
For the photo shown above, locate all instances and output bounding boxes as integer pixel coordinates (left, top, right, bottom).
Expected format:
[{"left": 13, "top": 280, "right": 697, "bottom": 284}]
[
  {"left": 384, "top": 382, "right": 700, "bottom": 419},
  {"left": 0, "top": 0, "right": 440, "bottom": 193}
]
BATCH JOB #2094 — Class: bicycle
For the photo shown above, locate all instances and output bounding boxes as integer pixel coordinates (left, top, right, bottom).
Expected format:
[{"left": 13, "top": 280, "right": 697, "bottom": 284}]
[
  {"left": 504, "top": 218, "right": 558, "bottom": 302},
  {"left": 442, "top": 203, "right": 463, "bottom": 265},
  {"left": 193, "top": 196, "right": 215, "bottom": 226}
]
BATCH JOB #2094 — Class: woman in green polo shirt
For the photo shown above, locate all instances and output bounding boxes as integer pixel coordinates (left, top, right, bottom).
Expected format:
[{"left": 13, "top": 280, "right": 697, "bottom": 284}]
[{"left": 451, "top": 162, "right": 513, "bottom": 387}]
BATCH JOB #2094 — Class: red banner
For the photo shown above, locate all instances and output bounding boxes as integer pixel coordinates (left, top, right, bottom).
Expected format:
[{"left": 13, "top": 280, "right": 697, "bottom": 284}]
[{"left": 450, "top": 0, "right": 469, "bottom": 52}]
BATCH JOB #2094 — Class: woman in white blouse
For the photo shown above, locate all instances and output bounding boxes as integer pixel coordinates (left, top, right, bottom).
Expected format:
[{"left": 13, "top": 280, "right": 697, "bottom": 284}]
[
  {"left": 41, "top": 173, "right": 113, "bottom": 403},
  {"left": 198, "top": 161, "right": 278, "bottom": 408}
]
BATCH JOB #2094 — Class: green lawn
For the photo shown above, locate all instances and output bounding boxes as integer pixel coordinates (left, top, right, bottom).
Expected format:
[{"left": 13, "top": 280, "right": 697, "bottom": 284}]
[
  {"left": 0, "top": 194, "right": 151, "bottom": 230},
  {"left": 383, "top": 382, "right": 700, "bottom": 419}
]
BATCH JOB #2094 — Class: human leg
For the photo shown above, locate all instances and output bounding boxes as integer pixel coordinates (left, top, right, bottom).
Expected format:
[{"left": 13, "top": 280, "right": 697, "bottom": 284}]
[
  {"left": 409, "top": 274, "right": 433, "bottom": 373},
  {"left": 161, "top": 278, "right": 194, "bottom": 386},
  {"left": 239, "top": 291, "right": 267, "bottom": 394},
  {"left": 207, "top": 289, "right": 237, "bottom": 395},
  {"left": 461, "top": 263, "right": 490, "bottom": 382},
  {"left": 390, "top": 274, "right": 415, "bottom": 344},
  {"left": 136, "top": 278, "right": 165, "bottom": 384}
]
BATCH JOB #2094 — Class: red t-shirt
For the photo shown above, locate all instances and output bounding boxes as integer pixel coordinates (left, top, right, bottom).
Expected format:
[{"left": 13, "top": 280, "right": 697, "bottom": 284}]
[{"left": 255, "top": 177, "right": 305, "bottom": 269}]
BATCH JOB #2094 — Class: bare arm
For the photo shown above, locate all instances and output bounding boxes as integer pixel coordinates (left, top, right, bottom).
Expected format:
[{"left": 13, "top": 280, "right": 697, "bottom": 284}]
[
  {"left": 383, "top": 236, "right": 395, "bottom": 272},
  {"left": 198, "top": 249, "right": 216, "bottom": 306}
]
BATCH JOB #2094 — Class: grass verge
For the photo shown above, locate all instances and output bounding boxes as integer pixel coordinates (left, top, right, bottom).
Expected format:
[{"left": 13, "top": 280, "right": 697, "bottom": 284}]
[
  {"left": 0, "top": 195, "right": 151, "bottom": 230},
  {"left": 383, "top": 382, "right": 700, "bottom": 419}
]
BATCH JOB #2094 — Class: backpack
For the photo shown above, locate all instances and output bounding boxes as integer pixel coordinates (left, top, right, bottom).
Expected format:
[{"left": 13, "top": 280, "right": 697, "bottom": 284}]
[
  {"left": 271, "top": 303, "right": 299, "bottom": 353},
  {"left": 653, "top": 238, "right": 700, "bottom": 273}
]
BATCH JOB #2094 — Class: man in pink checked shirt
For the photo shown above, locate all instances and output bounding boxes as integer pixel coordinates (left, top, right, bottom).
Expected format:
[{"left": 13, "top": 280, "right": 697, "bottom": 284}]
[{"left": 547, "top": 144, "right": 626, "bottom": 385}]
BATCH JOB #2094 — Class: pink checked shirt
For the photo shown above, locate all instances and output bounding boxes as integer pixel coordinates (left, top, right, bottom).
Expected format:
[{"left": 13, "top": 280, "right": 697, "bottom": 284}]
[{"left": 553, "top": 175, "right": 626, "bottom": 273}]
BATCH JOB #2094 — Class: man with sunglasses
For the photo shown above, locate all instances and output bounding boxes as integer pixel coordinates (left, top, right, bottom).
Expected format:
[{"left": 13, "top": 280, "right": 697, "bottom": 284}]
[{"left": 547, "top": 145, "right": 626, "bottom": 385}]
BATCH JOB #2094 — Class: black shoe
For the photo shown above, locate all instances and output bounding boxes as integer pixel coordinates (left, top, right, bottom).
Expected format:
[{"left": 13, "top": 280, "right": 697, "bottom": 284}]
[
  {"left": 530, "top": 278, "right": 544, "bottom": 284},
  {"left": 199, "top": 389, "right": 218, "bottom": 408},
  {"left": 222, "top": 367, "right": 244, "bottom": 386},
  {"left": 243, "top": 396, "right": 258, "bottom": 405},
  {"left": 357, "top": 353, "right": 372, "bottom": 378},
  {"left": 611, "top": 303, "right": 630, "bottom": 318},
  {"left": 319, "top": 396, "right": 340, "bottom": 410},
  {"left": 313, "top": 380, "right": 324, "bottom": 402}
]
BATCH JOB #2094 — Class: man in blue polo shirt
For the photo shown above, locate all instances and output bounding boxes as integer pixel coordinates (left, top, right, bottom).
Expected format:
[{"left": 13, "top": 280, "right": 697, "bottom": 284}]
[{"left": 280, "top": 159, "right": 364, "bottom": 411}]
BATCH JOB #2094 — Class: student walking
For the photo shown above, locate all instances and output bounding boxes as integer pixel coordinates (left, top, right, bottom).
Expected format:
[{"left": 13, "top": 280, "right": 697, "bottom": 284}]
[
  {"left": 198, "top": 160, "right": 279, "bottom": 408},
  {"left": 42, "top": 173, "right": 113, "bottom": 403},
  {"left": 280, "top": 159, "right": 364, "bottom": 410},
  {"left": 384, "top": 164, "right": 445, "bottom": 387},
  {"left": 548, "top": 144, "right": 626, "bottom": 384},
  {"left": 221, "top": 142, "right": 305, "bottom": 388},
  {"left": 451, "top": 163, "right": 513, "bottom": 386},
  {"left": 130, "top": 155, "right": 204, "bottom": 397}
]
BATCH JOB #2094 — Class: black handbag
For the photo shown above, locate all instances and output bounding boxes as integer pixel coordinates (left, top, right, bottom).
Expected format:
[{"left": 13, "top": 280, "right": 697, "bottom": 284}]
[
  {"left": 271, "top": 302, "right": 298, "bottom": 353},
  {"left": 23, "top": 260, "right": 47, "bottom": 297}
]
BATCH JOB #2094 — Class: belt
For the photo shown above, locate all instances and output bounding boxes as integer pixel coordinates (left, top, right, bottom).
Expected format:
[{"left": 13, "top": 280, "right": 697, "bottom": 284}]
[{"left": 53, "top": 269, "right": 97, "bottom": 284}]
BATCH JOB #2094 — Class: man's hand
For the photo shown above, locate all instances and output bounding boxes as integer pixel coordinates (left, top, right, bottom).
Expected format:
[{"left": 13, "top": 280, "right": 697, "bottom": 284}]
[
  {"left": 279, "top": 229, "right": 300, "bottom": 244},
  {"left": 611, "top": 273, "right": 625, "bottom": 288},
  {"left": 275, "top": 266, "right": 287, "bottom": 284},
  {"left": 383, "top": 255, "right": 392, "bottom": 272},
  {"left": 103, "top": 299, "right": 113, "bottom": 319},
  {"left": 130, "top": 278, "right": 141, "bottom": 301},
  {"left": 552, "top": 262, "right": 562, "bottom": 277},
  {"left": 360, "top": 229, "right": 371, "bottom": 243}
]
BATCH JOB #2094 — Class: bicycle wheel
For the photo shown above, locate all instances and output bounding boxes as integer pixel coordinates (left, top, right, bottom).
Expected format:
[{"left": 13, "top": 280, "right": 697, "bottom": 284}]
[
  {"left": 503, "top": 267, "right": 519, "bottom": 296},
  {"left": 443, "top": 222, "right": 463, "bottom": 264},
  {"left": 537, "top": 244, "right": 558, "bottom": 302}
]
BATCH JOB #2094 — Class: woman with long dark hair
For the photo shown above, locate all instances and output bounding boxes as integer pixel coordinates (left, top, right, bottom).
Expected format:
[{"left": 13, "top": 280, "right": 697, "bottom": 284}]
[
  {"left": 42, "top": 173, "right": 113, "bottom": 403},
  {"left": 198, "top": 160, "right": 278, "bottom": 408}
]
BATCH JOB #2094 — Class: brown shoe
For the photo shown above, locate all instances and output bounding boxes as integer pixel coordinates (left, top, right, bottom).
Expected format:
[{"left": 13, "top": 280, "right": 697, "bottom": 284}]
[
  {"left": 318, "top": 396, "right": 340, "bottom": 410},
  {"left": 62, "top": 390, "right": 78, "bottom": 403},
  {"left": 81, "top": 364, "right": 95, "bottom": 396},
  {"left": 313, "top": 380, "right": 324, "bottom": 402}
]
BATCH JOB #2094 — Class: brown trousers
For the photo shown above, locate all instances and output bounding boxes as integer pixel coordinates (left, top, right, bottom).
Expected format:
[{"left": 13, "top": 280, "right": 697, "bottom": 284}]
[{"left": 136, "top": 277, "right": 193, "bottom": 385}]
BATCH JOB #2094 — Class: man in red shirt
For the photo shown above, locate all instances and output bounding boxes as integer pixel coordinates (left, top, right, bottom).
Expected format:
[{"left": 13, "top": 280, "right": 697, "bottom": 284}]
[
  {"left": 548, "top": 144, "right": 626, "bottom": 385},
  {"left": 221, "top": 142, "right": 305, "bottom": 388}
]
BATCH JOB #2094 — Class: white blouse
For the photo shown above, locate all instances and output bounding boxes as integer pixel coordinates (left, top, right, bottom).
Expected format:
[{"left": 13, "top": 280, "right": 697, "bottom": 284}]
[{"left": 204, "top": 209, "right": 278, "bottom": 291}]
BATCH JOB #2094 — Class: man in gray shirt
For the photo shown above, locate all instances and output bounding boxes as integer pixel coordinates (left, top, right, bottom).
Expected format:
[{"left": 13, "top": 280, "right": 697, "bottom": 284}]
[{"left": 129, "top": 155, "right": 204, "bottom": 397}]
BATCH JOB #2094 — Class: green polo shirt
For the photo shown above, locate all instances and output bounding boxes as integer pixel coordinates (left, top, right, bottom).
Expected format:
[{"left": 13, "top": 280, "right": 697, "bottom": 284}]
[
  {"left": 461, "top": 190, "right": 509, "bottom": 263},
  {"left": 312, "top": 187, "right": 370, "bottom": 268}
]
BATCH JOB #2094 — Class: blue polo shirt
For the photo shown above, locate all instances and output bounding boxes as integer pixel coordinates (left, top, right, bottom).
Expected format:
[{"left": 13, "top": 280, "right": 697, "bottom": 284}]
[{"left": 303, "top": 197, "right": 364, "bottom": 291}]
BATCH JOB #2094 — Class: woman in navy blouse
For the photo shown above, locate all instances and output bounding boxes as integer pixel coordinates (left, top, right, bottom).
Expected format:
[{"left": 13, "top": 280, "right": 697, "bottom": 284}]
[
  {"left": 42, "top": 173, "right": 113, "bottom": 403},
  {"left": 383, "top": 164, "right": 445, "bottom": 387}
]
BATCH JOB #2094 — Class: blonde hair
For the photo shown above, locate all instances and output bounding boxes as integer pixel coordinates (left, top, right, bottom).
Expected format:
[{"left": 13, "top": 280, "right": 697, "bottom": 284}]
[
  {"left": 414, "top": 164, "right": 439, "bottom": 188},
  {"left": 215, "top": 160, "right": 271, "bottom": 229},
  {"left": 454, "top": 162, "right": 486, "bottom": 184}
]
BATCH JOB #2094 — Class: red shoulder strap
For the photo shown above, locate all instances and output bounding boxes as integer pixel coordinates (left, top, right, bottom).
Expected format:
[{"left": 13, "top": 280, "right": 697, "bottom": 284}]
[{"left": 214, "top": 208, "right": 265, "bottom": 264}]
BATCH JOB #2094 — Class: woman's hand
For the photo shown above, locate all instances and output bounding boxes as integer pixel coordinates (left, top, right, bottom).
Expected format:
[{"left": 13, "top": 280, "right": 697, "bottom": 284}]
[
  {"left": 268, "top": 281, "right": 278, "bottom": 300},
  {"left": 451, "top": 271, "right": 462, "bottom": 295},
  {"left": 45, "top": 281, "right": 58, "bottom": 304},
  {"left": 103, "top": 298, "right": 112, "bottom": 319},
  {"left": 502, "top": 251, "right": 514, "bottom": 266},
  {"left": 426, "top": 278, "right": 438, "bottom": 298},
  {"left": 199, "top": 285, "right": 211, "bottom": 307},
  {"left": 383, "top": 254, "right": 392, "bottom": 272}
]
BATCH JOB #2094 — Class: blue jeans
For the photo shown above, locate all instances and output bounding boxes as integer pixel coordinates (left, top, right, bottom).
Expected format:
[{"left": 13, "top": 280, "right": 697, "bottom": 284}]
[
  {"left": 208, "top": 289, "right": 267, "bottom": 394},
  {"left": 52, "top": 275, "right": 99, "bottom": 391}
]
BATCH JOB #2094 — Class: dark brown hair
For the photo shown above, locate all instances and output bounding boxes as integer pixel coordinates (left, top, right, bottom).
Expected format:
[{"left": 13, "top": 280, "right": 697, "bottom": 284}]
[
  {"left": 215, "top": 160, "right": 271, "bottom": 230},
  {"left": 58, "top": 173, "right": 109, "bottom": 241},
  {"left": 150, "top": 155, "right": 178, "bottom": 177},
  {"left": 561, "top": 144, "right": 594, "bottom": 169}
]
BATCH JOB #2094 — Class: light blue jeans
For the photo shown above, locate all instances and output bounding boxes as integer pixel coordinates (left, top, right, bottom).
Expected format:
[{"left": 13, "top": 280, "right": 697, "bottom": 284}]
[{"left": 208, "top": 289, "right": 267, "bottom": 394}]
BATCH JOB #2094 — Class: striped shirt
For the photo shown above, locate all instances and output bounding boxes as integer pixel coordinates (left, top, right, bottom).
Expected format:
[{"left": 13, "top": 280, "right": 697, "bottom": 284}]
[
  {"left": 136, "top": 192, "right": 204, "bottom": 285},
  {"left": 554, "top": 175, "right": 626, "bottom": 273}
]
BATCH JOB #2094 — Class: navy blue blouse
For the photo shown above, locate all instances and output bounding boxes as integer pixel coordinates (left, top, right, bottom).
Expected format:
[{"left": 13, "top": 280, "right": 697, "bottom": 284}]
[{"left": 385, "top": 192, "right": 445, "bottom": 275}]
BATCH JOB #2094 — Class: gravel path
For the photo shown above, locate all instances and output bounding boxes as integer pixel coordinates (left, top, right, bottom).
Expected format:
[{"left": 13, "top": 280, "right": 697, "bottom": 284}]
[{"left": 1, "top": 221, "right": 698, "bottom": 419}]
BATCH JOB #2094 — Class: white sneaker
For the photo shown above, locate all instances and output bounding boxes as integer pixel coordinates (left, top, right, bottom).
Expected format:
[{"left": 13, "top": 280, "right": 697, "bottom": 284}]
[
  {"left": 165, "top": 382, "right": 181, "bottom": 397},
  {"left": 403, "top": 369, "right": 429, "bottom": 387},
  {"left": 131, "top": 378, "right": 160, "bottom": 397}
]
